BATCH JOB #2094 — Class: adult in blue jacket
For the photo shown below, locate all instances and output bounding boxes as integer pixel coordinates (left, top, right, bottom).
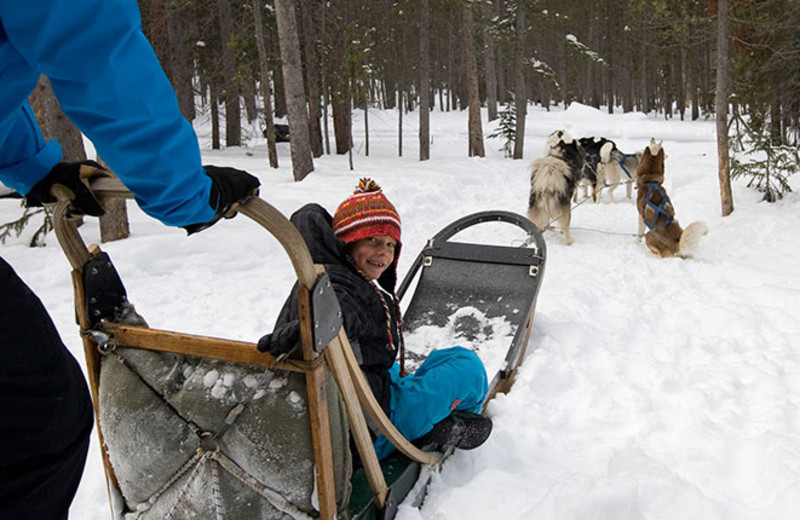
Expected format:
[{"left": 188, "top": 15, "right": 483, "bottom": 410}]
[{"left": 0, "top": 1, "right": 259, "bottom": 518}]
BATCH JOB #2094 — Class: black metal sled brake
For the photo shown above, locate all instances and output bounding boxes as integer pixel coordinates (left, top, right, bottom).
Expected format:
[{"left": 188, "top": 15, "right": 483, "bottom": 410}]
[{"left": 50, "top": 179, "right": 546, "bottom": 520}]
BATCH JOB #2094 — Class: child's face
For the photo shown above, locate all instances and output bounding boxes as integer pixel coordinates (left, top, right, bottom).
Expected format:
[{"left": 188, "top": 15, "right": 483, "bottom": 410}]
[{"left": 350, "top": 235, "right": 397, "bottom": 280}]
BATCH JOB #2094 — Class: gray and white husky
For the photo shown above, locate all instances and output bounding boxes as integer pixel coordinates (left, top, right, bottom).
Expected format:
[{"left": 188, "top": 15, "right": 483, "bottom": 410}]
[
  {"left": 528, "top": 135, "right": 584, "bottom": 245},
  {"left": 597, "top": 144, "right": 643, "bottom": 203}
]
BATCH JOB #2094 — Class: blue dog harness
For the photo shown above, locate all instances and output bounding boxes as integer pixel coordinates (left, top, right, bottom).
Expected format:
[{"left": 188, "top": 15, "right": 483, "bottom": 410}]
[
  {"left": 617, "top": 154, "right": 634, "bottom": 179},
  {"left": 642, "top": 182, "right": 674, "bottom": 231}
]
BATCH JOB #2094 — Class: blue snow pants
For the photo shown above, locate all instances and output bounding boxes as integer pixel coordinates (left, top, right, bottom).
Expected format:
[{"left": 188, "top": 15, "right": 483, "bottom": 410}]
[{"left": 373, "top": 346, "right": 488, "bottom": 460}]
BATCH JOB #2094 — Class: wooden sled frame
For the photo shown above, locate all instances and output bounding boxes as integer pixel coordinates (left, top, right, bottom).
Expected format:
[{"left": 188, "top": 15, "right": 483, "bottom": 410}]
[{"left": 51, "top": 178, "right": 437, "bottom": 520}]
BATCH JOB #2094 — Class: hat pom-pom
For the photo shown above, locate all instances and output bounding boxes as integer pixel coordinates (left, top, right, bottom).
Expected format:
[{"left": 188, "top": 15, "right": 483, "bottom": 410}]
[{"left": 355, "top": 178, "right": 381, "bottom": 194}]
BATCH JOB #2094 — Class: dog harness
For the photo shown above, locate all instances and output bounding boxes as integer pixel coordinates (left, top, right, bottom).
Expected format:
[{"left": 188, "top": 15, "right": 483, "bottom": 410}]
[
  {"left": 641, "top": 182, "right": 674, "bottom": 231},
  {"left": 617, "top": 154, "right": 634, "bottom": 179}
]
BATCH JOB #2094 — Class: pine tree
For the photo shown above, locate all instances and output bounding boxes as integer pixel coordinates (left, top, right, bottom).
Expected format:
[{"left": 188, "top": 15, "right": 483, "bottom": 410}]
[
  {"left": 488, "top": 99, "right": 517, "bottom": 158},
  {"left": 730, "top": 114, "right": 798, "bottom": 202},
  {"left": 0, "top": 205, "right": 53, "bottom": 247}
]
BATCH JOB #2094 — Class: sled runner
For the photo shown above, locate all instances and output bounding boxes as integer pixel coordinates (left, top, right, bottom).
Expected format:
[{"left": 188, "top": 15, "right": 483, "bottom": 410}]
[{"left": 51, "top": 181, "right": 545, "bottom": 519}]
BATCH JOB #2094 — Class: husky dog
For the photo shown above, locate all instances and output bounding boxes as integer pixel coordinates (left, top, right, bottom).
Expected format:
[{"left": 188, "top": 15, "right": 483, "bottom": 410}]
[
  {"left": 543, "top": 129, "right": 570, "bottom": 156},
  {"left": 528, "top": 136, "right": 584, "bottom": 245},
  {"left": 575, "top": 137, "right": 615, "bottom": 203},
  {"left": 597, "top": 144, "right": 642, "bottom": 203},
  {"left": 636, "top": 139, "right": 708, "bottom": 258}
]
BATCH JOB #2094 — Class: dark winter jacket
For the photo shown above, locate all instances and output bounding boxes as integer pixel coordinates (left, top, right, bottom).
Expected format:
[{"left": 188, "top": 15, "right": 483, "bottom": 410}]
[{"left": 273, "top": 203, "right": 402, "bottom": 419}]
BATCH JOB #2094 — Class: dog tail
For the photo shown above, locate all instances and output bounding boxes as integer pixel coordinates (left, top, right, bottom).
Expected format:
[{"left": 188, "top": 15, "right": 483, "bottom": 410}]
[
  {"left": 599, "top": 141, "right": 616, "bottom": 163},
  {"left": 678, "top": 221, "right": 709, "bottom": 258}
]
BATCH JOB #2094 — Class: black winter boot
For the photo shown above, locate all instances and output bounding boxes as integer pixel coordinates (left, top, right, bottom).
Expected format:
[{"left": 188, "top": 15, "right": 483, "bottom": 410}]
[{"left": 413, "top": 411, "right": 492, "bottom": 451}]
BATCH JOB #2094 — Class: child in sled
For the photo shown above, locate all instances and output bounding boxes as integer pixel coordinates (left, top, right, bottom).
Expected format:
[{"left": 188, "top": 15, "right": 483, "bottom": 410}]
[{"left": 259, "top": 178, "right": 492, "bottom": 460}]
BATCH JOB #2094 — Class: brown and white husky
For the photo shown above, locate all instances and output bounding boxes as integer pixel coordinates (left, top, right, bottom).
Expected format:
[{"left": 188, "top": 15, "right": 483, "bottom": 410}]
[{"left": 636, "top": 139, "right": 708, "bottom": 258}]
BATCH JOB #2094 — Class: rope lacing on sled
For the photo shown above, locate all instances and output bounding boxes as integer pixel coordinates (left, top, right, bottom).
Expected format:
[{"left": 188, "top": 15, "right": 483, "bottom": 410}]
[{"left": 641, "top": 182, "right": 674, "bottom": 231}]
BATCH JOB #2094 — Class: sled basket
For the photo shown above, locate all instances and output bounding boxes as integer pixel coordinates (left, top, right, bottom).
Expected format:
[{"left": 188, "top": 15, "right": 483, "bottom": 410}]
[
  {"left": 398, "top": 211, "right": 546, "bottom": 399},
  {"left": 348, "top": 211, "right": 547, "bottom": 518},
  {"left": 51, "top": 179, "right": 437, "bottom": 520}
]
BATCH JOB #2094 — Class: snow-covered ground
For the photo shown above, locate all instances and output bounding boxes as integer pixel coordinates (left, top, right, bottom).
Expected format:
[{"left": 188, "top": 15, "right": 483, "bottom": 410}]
[{"left": 2, "top": 102, "right": 800, "bottom": 519}]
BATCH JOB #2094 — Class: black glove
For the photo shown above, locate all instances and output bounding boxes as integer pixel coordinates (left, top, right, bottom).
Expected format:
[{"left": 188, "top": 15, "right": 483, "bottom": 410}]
[
  {"left": 183, "top": 165, "right": 260, "bottom": 235},
  {"left": 257, "top": 320, "right": 301, "bottom": 356},
  {"left": 25, "top": 160, "right": 111, "bottom": 217}
]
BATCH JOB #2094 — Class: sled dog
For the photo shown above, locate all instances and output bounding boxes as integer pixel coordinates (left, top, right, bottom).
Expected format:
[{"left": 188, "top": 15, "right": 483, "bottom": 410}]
[
  {"left": 575, "top": 136, "right": 615, "bottom": 203},
  {"left": 528, "top": 136, "right": 583, "bottom": 245},
  {"left": 543, "top": 129, "right": 571, "bottom": 156},
  {"left": 597, "top": 144, "right": 642, "bottom": 203},
  {"left": 636, "top": 139, "right": 708, "bottom": 258}
]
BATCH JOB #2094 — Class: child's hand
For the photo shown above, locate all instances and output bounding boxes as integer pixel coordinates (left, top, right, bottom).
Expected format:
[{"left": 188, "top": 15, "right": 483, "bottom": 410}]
[{"left": 257, "top": 320, "right": 300, "bottom": 356}]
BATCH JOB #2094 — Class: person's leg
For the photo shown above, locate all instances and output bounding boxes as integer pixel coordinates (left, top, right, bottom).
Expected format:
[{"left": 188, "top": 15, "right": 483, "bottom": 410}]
[
  {"left": 373, "top": 346, "right": 488, "bottom": 459},
  {"left": 0, "top": 258, "right": 93, "bottom": 520}
]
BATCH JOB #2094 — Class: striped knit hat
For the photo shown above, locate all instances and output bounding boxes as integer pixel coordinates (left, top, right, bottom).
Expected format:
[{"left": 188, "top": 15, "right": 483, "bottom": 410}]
[{"left": 333, "top": 178, "right": 401, "bottom": 245}]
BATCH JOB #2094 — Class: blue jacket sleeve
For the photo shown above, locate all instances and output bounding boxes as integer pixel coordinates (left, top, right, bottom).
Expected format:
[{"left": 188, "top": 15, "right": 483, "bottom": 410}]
[{"left": 0, "top": 0, "right": 215, "bottom": 227}]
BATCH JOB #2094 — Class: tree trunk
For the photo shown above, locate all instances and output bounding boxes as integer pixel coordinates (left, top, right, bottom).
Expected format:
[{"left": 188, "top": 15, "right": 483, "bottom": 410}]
[
  {"left": 217, "top": 0, "right": 241, "bottom": 147},
  {"left": 328, "top": 20, "right": 351, "bottom": 154},
  {"left": 483, "top": 1, "right": 498, "bottom": 121},
  {"left": 604, "top": 0, "right": 614, "bottom": 113},
  {"left": 99, "top": 197, "right": 130, "bottom": 243},
  {"left": 252, "top": 0, "right": 279, "bottom": 168},
  {"left": 419, "top": 0, "right": 431, "bottom": 161},
  {"left": 463, "top": 6, "right": 484, "bottom": 158},
  {"left": 512, "top": 3, "right": 527, "bottom": 160},
  {"left": 398, "top": 90, "right": 403, "bottom": 157},
  {"left": 715, "top": 0, "right": 734, "bottom": 216},
  {"left": 320, "top": 1, "right": 331, "bottom": 155},
  {"left": 167, "top": 1, "right": 195, "bottom": 121},
  {"left": 300, "top": 0, "right": 324, "bottom": 157},
  {"left": 95, "top": 154, "right": 129, "bottom": 242},
  {"left": 29, "top": 76, "right": 86, "bottom": 162},
  {"left": 210, "top": 79, "right": 221, "bottom": 150},
  {"left": 274, "top": 0, "right": 314, "bottom": 180},
  {"left": 272, "top": 57, "right": 288, "bottom": 118},
  {"left": 242, "top": 79, "right": 258, "bottom": 123}
]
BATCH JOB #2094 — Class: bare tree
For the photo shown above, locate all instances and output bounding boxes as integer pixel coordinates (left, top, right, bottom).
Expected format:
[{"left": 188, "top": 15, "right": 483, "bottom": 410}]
[
  {"left": 252, "top": 0, "right": 279, "bottom": 168},
  {"left": 299, "top": 0, "right": 324, "bottom": 157},
  {"left": 715, "top": 0, "right": 734, "bottom": 215},
  {"left": 463, "top": 4, "right": 485, "bottom": 157},
  {"left": 217, "top": 0, "right": 241, "bottom": 147},
  {"left": 513, "top": 2, "right": 527, "bottom": 160},
  {"left": 326, "top": 3, "right": 352, "bottom": 155},
  {"left": 275, "top": 0, "right": 314, "bottom": 180},
  {"left": 419, "top": 0, "right": 431, "bottom": 161},
  {"left": 167, "top": 0, "right": 195, "bottom": 121},
  {"left": 482, "top": 1, "right": 499, "bottom": 122}
]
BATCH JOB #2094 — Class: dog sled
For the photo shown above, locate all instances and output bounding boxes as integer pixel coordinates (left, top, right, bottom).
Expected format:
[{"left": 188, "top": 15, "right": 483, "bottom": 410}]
[{"left": 50, "top": 180, "right": 546, "bottom": 519}]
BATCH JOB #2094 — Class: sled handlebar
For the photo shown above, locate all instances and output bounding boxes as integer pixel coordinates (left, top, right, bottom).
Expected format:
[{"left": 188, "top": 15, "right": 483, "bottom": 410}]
[{"left": 51, "top": 177, "right": 318, "bottom": 290}]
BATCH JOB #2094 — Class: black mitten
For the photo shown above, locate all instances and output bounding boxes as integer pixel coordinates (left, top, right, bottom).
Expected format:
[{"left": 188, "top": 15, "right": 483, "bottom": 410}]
[
  {"left": 25, "top": 160, "right": 111, "bottom": 217},
  {"left": 183, "top": 165, "right": 260, "bottom": 235},
  {"left": 257, "top": 320, "right": 301, "bottom": 356}
]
